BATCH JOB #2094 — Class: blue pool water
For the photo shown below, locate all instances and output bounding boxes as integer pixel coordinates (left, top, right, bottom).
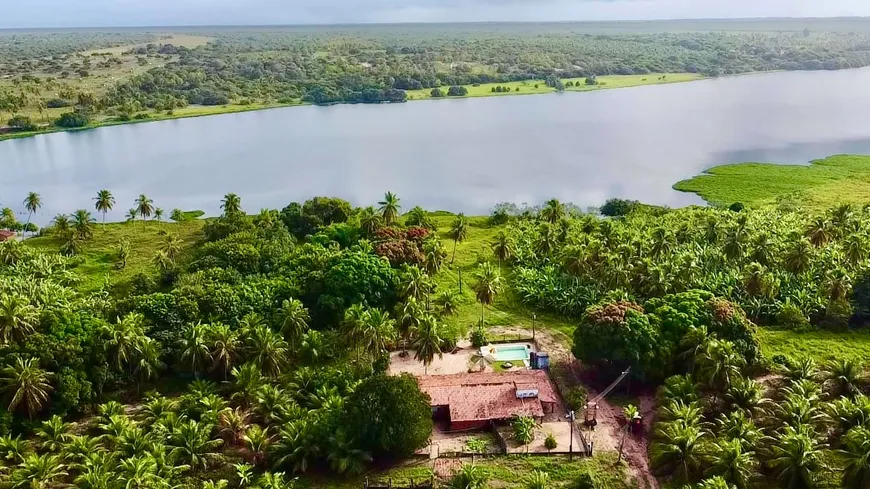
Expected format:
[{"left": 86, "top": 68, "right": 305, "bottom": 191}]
[{"left": 492, "top": 345, "right": 531, "bottom": 362}]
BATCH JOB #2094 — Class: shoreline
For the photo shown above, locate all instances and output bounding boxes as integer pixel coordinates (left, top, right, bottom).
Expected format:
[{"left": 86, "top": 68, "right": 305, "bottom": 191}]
[{"left": 0, "top": 73, "right": 705, "bottom": 143}]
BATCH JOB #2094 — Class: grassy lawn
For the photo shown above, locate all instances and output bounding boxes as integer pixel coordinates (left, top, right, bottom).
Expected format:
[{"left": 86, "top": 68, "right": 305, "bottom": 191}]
[
  {"left": 429, "top": 214, "right": 575, "bottom": 346},
  {"left": 757, "top": 326, "right": 870, "bottom": 364},
  {"left": 25, "top": 220, "right": 205, "bottom": 293},
  {"left": 673, "top": 154, "right": 870, "bottom": 209},
  {"left": 300, "top": 454, "right": 629, "bottom": 489},
  {"left": 405, "top": 73, "right": 704, "bottom": 100}
]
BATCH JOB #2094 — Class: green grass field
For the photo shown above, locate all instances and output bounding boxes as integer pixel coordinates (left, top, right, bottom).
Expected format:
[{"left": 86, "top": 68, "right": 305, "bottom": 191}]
[
  {"left": 25, "top": 220, "right": 205, "bottom": 293},
  {"left": 757, "top": 327, "right": 870, "bottom": 364},
  {"left": 300, "top": 454, "right": 629, "bottom": 489},
  {"left": 406, "top": 73, "right": 704, "bottom": 100},
  {"left": 673, "top": 154, "right": 870, "bottom": 209}
]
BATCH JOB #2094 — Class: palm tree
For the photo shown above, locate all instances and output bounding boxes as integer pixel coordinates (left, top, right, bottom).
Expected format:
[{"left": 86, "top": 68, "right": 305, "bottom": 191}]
[
  {"left": 806, "top": 216, "right": 833, "bottom": 247},
  {"left": 50, "top": 214, "right": 71, "bottom": 237},
  {"left": 126, "top": 207, "right": 137, "bottom": 223},
  {"left": 400, "top": 264, "right": 431, "bottom": 303},
  {"left": 221, "top": 193, "right": 243, "bottom": 217},
  {"left": 135, "top": 194, "right": 154, "bottom": 223},
  {"left": 93, "top": 189, "right": 115, "bottom": 225},
  {"left": 358, "top": 308, "right": 395, "bottom": 358},
  {"left": 104, "top": 313, "right": 144, "bottom": 371},
  {"left": 231, "top": 362, "right": 265, "bottom": 408},
  {"left": 72, "top": 209, "right": 96, "bottom": 239},
  {"left": 696, "top": 338, "right": 745, "bottom": 391},
  {"left": 405, "top": 205, "right": 434, "bottom": 229},
  {"left": 358, "top": 206, "right": 382, "bottom": 236},
  {"left": 824, "top": 268, "right": 852, "bottom": 302},
  {"left": 179, "top": 323, "right": 213, "bottom": 377},
  {"left": 540, "top": 199, "right": 565, "bottom": 224},
  {"left": 437, "top": 290, "right": 460, "bottom": 316},
  {"left": 423, "top": 239, "right": 447, "bottom": 275},
  {"left": 160, "top": 234, "right": 184, "bottom": 261},
  {"left": 397, "top": 298, "right": 423, "bottom": 353},
  {"left": 0, "top": 357, "right": 53, "bottom": 419},
  {"left": 491, "top": 231, "right": 515, "bottom": 268},
  {"left": 168, "top": 419, "right": 223, "bottom": 473},
  {"left": 208, "top": 323, "right": 240, "bottom": 380},
  {"left": 449, "top": 213, "right": 469, "bottom": 263},
  {"left": 219, "top": 407, "right": 252, "bottom": 445},
  {"left": 277, "top": 298, "right": 310, "bottom": 352},
  {"left": 768, "top": 426, "right": 827, "bottom": 489},
  {"left": 785, "top": 239, "right": 814, "bottom": 274},
  {"left": 844, "top": 234, "right": 868, "bottom": 267},
  {"left": 154, "top": 207, "right": 164, "bottom": 223},
  {"left": 842, "top": 426, "right": 870, "bottom": 489},
  {"left": 378, "top": 191, "right": 401, "bottom": 225},
  {"left": 412, "top": 314, "right": 443, "bottom": 374},
  {"left": 473, "top": 262, "right": 502, "bottom": 326},
  {"left": 706, "top": 438, "right": 755, "bottom": 489},
  {"left": 327, "top": 431, "right": 370, "bottom": 475},
  {"left": 11, "top": 453, "right": 68, "bottom": 488},
  {"left": 117, "top": 239, "right": 131, "bottom": 269},
  {"left": 60, "top": 234, "right": 84, "bottom": 256},
  {"left": 0, "top": 294, "right": 38, "bottom": 344},
  {"left": 35, "top": 415, "right": 72, "bottom": 453},
  {"left": 132, "top": 336, "right": 162, "bottom": 392},
  {"left": 244, "top": 424, "right": 272, "bottom": 466},
  {"left": 824, "top": 358, "right": 864, "bottom": 397},
  {"left": 243, "top": 324, "right": 288, "bottom": 378},
  {"left": 650, "top": 423, "right": 707, "bottom": 485},
  {"left": 21, "top": 192, "right": 41, "bottom": 235}
]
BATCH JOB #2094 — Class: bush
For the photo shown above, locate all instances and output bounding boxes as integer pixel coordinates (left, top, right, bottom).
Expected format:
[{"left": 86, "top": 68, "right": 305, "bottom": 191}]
[
  {"left": 570, "top": 471, "right": 599, "bottom": 489},
  {"left": 544, "top": 433, "right": 557, "bottom": 451},
  {"left": 729, "top": 202, "right": 746, "bottom": 212},
  {"left": 54, "top": 111, "right": 89, "bottom": 128},
  {"left": 7, "top": 115, "right": 37, "bottom": 132},
  {"left": 447, "top": 86, "right": 468, "bottom": 96},
  {"left": 564, "top": 386, "right": 588, "bottom": 411},
  {"left": 430, "top": 88, "right": 444, "bottom": 98},
  {"left": 512, "top": 415, "right": 536, "bottom": 444},
  {"left": 46, "top": 98, "right": 72, "bottom": 108},
  {"left": 470, "top": 329, "right": 488, "bottom": 348},
  {"left": 600, "top": 198, "right": 640, "bottom": 217},
  {"left": 822, "top": 299, "right": 853, "bottom": 332},
  {"left": 777, "top": 301, "right": 811, "bottom": 331}
]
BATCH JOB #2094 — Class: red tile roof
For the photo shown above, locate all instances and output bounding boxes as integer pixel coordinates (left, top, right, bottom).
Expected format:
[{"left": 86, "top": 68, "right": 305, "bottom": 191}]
[
  {"left": 0, "top": 230, "right": 14, "bottom": 242},
  {"left": 417, "top": 371, "right": 558, "bottom": 423}
]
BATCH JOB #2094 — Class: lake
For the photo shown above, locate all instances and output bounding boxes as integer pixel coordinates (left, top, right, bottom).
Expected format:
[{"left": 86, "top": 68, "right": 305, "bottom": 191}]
[{"left": 5, "top": 67, "right": 870, "bottom": 224}]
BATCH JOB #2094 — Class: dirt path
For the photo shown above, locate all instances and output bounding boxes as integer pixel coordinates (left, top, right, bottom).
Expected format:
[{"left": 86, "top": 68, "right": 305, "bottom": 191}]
[{"left": 492, "top": 325, "right": 659, "bottom": 489}]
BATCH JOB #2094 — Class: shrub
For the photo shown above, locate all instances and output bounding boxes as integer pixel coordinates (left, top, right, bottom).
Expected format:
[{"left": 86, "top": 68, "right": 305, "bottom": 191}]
[
  {"left": 564, "top": 386, "right": 588, "bottom": 411},
  {"left": 470, "top": 329, "right": 488, "bottom": 348},
  {"left": 729, "top": 202, "right": 746, "bottom": 212},
  {"left": 512, "top": 415, "right": 536, "bottom": 445},
  {"left": 570, "top": 471, "right": 599, "bottom": 489},
  {"left": 430, "top": 88, "right": 444, "bottom": 98},
  {"left": 822, "top": 299, "right": 853, "bottom": 332},
  {"left": 7, "top": 115, "right": 37, "bottom": 132},
  {"left": 46, "top": 98, "right": 72, "bottom": 108},
  {"left": 465, "top": 437, "right": 488, "bottom": 454},
  {"left": 54, "top": 111, "right": 89, "bottom": 128},
  {"left": 777, "top": 301, "right": 811, "bottom": 331},
  {"left": 447, "top": 86, "right": 468, "bottom": 96},
  {"left": 544, "top": 433, "right": 557, "bottom": 451}
]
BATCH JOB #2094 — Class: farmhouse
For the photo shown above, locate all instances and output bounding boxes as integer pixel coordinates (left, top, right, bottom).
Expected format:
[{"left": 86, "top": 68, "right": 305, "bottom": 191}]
[{"left": 417, "top": 370, "right": 558, "bottom": 431}]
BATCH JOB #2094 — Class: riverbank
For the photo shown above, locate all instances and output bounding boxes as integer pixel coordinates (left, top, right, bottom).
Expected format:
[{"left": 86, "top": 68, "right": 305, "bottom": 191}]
[
  {"left": 673, "top": 154, "right": 870, "bottom": 209},
  {"left": 0, "top": 73, "right": 703, "bottom": 143}
]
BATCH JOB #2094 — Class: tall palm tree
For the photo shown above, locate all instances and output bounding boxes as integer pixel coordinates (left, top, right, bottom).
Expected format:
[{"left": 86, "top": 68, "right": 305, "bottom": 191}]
[
  {"left": 221, "top": 193, "right": 243, "bottom": 217},
  {"left": 93, "top": 189, "right": 115, "bottom": 225},
  {"left": 423, "top": 239, "right": 447, "bottom": 275},
  {"left": 378, "top": 191, "right": 401, "bottom": 225},
  {"left": 768, "top": 426, "right": 827, "bottom": 489},
  {"left": 0, "top": 294, "right": 38, "bottom": 344},
  {"left": 126, "top": 207, "right": 137, "bottom": 223},
  {"left": 844, "top": 234, "right": 868, "bottom": 267},
  {"left": 473, "top": 262, "right": 502, "bottom": 326},
  {"left": 135, "top": 194, "right": 154, "bottom": 223},
  {"left": 397, "top": 298, "right": 423, "bottom": 353},
  {"left": 154, "top": 207, "right": 164, "bottom": 223},
  {"left": 0, "top": 357, "right": 53, "bottom": 419},
  {"left": 358, "top": 206, "right": 382, "bottom": 236},
  {"left": 50, "top": 214, "right": 71, "bottom": 237},
  {"left": 449, "top": 213, "right": 469, "bottom": 263},
  {"left": 540, "top": 199, "right": 565, "bottom": 224},
  {"left": 104, "top": 313, "right": 144, "bottom": 371},
  {"left": 73, "top": 209, "right": 96, "bottom": 239},
  {"left": 412, "top": 314, "right": 443, "bottom": 374},
  {"left": 22, "top": 192, "right": 41, "bottom": 235},
  {"left": 132, "top": 336, "right": 162, "bottom": 392},
  {"left": 179, "top": 323, "right": 213, "bottom": 377},
  {"left": 276, "top": 298, "right": 310, "bottom": 352},
  {"left": 491, "top": 231, "right": 515, "bottom": 268},
  {"left": 400, "top": 264, "right": 431, "bottom": 303}
]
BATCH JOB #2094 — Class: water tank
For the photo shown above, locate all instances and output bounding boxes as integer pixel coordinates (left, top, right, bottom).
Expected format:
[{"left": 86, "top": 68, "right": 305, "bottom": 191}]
[
  {"left": 529, "top": 351, "right": 538, "bottom": 369},
  {"left": 536, "top": 352, "right": 550, "bottom": 370}
]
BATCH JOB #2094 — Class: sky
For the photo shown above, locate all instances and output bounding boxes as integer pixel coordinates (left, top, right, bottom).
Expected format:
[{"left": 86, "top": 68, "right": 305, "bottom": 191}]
[{"left": 2, "top": 0, "right": 870, "bottom": 29}]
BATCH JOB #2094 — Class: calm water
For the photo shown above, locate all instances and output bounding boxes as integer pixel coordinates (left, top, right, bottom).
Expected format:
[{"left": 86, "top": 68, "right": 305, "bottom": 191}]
[{"left": 5, "top": 68, "right": 870, "bottom": 224}]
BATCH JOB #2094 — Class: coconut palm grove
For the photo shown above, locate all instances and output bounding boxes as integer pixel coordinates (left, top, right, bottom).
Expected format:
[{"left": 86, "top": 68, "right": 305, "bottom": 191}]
[{"left": 3, "top": 186, "right": 870, "bottom": 489}]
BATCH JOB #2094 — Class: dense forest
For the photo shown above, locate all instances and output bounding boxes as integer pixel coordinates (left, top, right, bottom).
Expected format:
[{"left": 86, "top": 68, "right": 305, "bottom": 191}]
[{"left": 4, "top": 21, "right": 870, "bottom": 130}]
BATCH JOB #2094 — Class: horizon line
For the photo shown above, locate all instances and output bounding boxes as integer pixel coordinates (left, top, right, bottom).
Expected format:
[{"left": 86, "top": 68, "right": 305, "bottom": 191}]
[{"left": 2, "top": 15, "right": 870, "bottom": 31}]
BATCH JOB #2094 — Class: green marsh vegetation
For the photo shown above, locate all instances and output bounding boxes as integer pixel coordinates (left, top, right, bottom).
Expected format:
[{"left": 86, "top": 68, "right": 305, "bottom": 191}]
[{"left": 675, "top": 154, "right": 870, "bottom": 209}]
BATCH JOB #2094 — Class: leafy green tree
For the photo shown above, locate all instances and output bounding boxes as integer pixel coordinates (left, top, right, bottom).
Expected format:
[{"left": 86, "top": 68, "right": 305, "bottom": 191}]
[
  {"left": 93, "top": 189, "right": 115, "bottom": 225},
  {"left": 0, "top": 357, "right": 53, "bottom": 419},
  {"left": 343, "top": 374, "right": 433, "bottom": 459},
  {"left": 358, "top": 308, "right": 395, "bottom": 358},
  {"left": 154, "top": 207, "right": 164, "bottom": 222},
  {"left": 423, "top": 239, "right": 447, "bottom": 275},
  {"left": 208, "top": 323, "right": 240, "bottom": 380}
]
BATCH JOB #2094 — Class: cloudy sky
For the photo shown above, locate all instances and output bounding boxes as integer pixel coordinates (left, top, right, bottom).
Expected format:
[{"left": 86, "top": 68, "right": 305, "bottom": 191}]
[{"left": 3, "top": 0, "right": 870, "bottom": 29}]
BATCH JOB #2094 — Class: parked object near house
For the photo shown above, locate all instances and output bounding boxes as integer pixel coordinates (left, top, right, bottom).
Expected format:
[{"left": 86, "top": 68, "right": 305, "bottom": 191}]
[{"left": 417, "top": 370, "right": 558, "bottom": 431}]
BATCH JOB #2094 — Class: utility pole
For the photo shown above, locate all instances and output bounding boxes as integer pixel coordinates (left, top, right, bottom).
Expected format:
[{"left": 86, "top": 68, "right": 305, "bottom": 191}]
[{"left": 566, "top": 410, "right": 575, "bottom": 461}]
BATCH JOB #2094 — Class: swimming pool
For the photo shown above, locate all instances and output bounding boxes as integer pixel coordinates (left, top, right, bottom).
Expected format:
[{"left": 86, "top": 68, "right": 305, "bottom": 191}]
[{"left": 484, "top": 344, "right": 531, "bottom": 362}]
